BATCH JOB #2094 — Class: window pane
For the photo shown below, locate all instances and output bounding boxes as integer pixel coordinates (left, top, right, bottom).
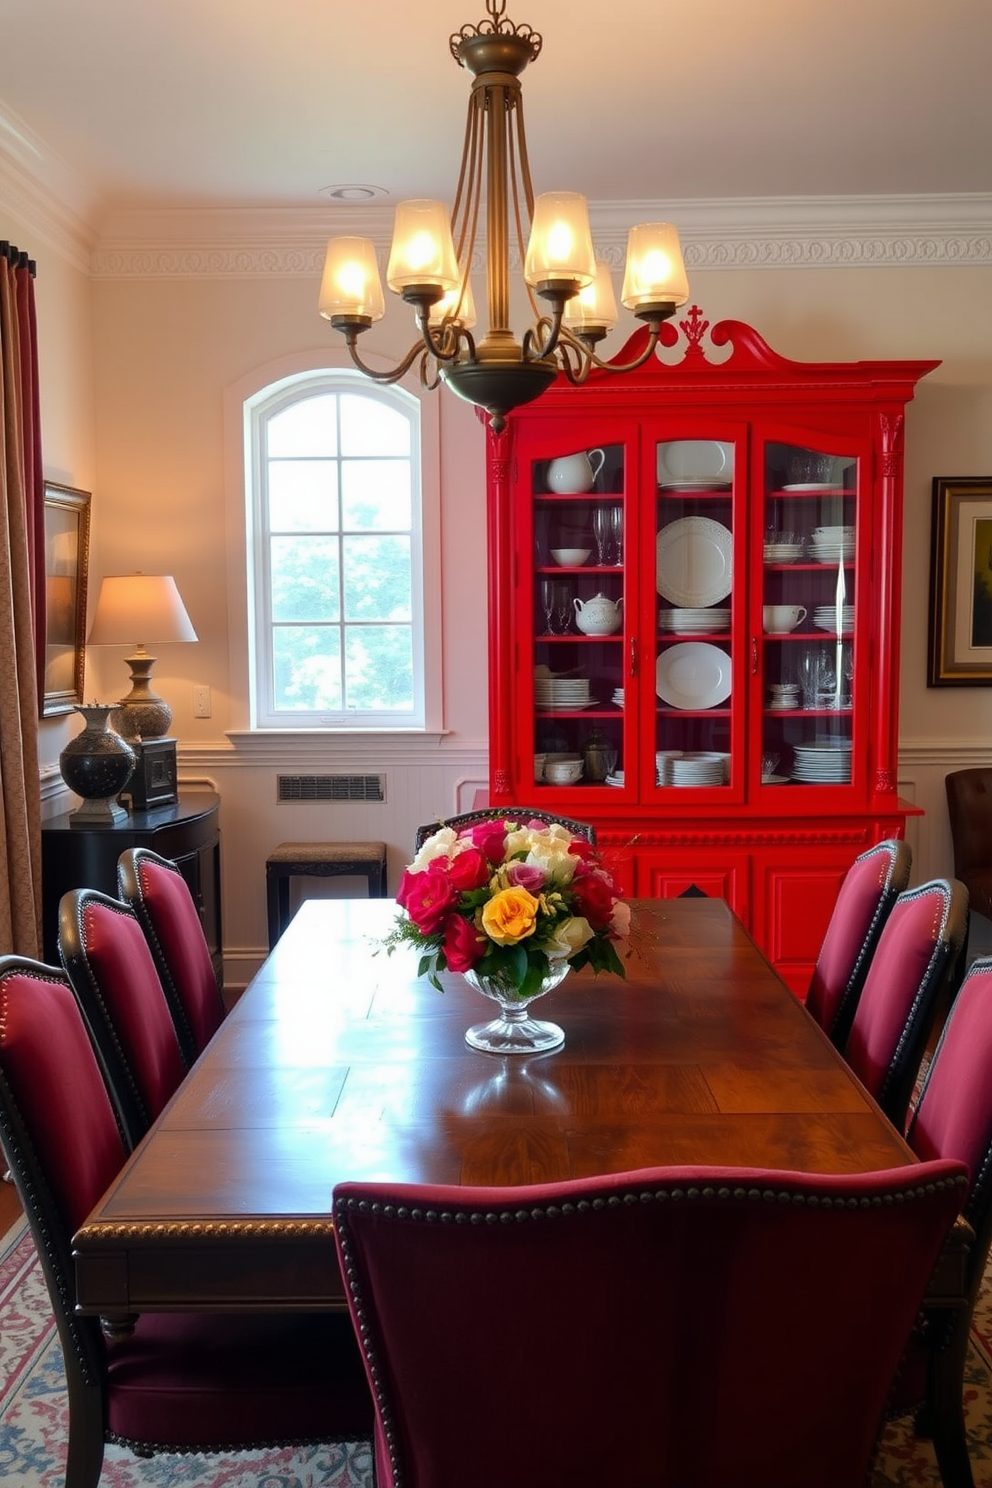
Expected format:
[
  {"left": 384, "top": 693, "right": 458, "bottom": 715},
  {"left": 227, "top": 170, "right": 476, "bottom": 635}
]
[
  {"left": 269, "top": 461, "right": 339, "bottom": 532},
  {"left": 342, "top": 460, "right": 412, "bottom": 530},
  {"left": 271, "top": 537, "right": 340, "bottom": 621},
  {"left": 343, "top": 535, "right": 411, "bottom": 621},
  {"left": 339, "top": 394, "right": 410, "bottom": 457},
  {"left": 273, "top": 626, "right": 342, "bottom": 710},
  {"left": 344, "top": 625, "right": 414, "bottom": 711},
  {"left": 267, "top": 394, "right": 338, "bottom": 457}
]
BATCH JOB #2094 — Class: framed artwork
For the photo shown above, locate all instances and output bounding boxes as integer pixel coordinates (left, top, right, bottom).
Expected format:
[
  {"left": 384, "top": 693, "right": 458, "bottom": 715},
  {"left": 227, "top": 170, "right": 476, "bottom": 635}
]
[
  {"left": 42, "top": 481, "right": 91, "bottom": 716},
  {"left": 928, "top": 476, "right": 992, "bottom": 686}
]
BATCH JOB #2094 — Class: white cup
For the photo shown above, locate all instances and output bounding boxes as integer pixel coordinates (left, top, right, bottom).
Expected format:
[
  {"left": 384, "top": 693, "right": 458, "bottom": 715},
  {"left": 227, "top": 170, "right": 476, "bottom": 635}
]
[{"left": 763, "top": 604, "right": 807, "bottom": 634}]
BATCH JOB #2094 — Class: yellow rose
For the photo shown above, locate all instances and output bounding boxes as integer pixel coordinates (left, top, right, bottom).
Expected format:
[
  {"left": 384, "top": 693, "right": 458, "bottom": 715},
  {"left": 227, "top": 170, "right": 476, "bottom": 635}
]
[{"left": 481, "top": 887, "right": 540, "bottom": 946}]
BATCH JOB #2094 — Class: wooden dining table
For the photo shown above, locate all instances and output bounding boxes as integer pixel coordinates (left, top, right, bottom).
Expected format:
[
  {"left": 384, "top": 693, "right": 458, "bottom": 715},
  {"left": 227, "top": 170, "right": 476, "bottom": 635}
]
[{"left": 73, "top": 894, "right": 924, "bottom": 1324}]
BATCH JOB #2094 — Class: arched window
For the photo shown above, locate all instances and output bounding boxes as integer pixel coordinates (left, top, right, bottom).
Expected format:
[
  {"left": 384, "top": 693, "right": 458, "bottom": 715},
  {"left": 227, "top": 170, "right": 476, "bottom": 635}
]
[{"left": 245, "top": 370, "right": 434, "bottom": 730}]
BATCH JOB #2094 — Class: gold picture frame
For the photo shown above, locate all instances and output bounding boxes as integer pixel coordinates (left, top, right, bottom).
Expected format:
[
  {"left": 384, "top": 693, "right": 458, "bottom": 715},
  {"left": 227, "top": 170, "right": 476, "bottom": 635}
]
[
  {"left": 928, "top": 476, "right": 992, "bottom": 686},
  {"left": 42, "top": 481, "right": 91, "bottom": 716}
]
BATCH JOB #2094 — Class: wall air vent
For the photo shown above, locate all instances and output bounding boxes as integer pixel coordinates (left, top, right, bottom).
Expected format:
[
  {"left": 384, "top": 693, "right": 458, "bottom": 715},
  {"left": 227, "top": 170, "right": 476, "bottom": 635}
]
[{"left": 277, "top": 774, "right": 385, "bottom": 804}]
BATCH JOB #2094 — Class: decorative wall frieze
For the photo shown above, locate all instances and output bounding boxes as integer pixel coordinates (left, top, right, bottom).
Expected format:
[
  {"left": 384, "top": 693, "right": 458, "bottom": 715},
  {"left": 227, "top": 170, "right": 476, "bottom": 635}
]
[{"left": 90, "top": 194, "right": 992, "bottom": 280}]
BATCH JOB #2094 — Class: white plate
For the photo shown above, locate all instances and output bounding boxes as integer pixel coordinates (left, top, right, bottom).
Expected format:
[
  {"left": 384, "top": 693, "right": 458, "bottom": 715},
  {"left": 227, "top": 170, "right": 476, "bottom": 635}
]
[
  {"left": 656, "top": 517, "right": 734, "bottom": 607},
  {"left": 781, "top": 482, "right": 842, "bottom": 491},
  {"left": 656, "top": 642, "right": 732, "bottom": 710},
  {"left": 539, "top": 701, "right": 599, "bottom": 713},
  {"left": 657, "top": 441, "right": 734, "bottom": 484},
  {"left": 762, "top": 774, "right": 790, "bottom": 784}
]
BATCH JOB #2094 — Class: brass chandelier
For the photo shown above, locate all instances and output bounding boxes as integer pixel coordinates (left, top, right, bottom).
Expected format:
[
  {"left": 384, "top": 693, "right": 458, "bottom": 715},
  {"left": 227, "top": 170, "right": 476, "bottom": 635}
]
[{"left": 318, "top": 1, "right": 689, "bottom": 432}]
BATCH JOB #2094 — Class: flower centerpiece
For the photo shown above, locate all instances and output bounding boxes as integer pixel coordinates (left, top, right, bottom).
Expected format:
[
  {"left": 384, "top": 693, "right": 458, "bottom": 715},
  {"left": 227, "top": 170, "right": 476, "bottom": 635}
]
[{"left": 384, "top": 818, "right": 629, "bottom": 1052}]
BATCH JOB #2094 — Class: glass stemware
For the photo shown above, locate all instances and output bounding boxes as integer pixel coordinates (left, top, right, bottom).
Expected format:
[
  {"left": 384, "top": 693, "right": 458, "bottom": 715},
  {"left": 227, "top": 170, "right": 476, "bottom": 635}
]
[
  {"left": 540, "top": 578, "right": 556, "bottom": 634},
  {"left": 610, "top": 504, "right": 623, "bottom": 566},
  {"left": 592, "top": 507, "right": 610, "bottom": 565},
  {"left": 554, "top": 583, "right": 572, "bottom": 634}
]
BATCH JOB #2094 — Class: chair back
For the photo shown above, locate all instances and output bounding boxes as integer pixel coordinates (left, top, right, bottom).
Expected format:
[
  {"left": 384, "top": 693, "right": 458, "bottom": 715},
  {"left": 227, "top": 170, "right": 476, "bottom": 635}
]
[
  {"left": 0, "top": 956, "right": 129, "bottom": 1393},
  {"left": 334, "top": 1162, "right": 965, "bottom": 1488},
  {"left": 908, "top": 953, "right": 992, "bottom": 1284},
  {"left": 117, "top": 846, "right": 224, "bottom": 1066},
  {"left": 58, "top": 886, "right": 187, "bottom": 1149},
  {"left": 843, "top": 877, "right": 969, "bottom": 1127},
  {"left": 414, "top": 808, "right": 595, "bottom": 852},
  {"left": 806, "top": 838, "right": 912, "bottom": 1047},
  {"left": 946, "top": 768, "right": 992, "bottom": 918}
]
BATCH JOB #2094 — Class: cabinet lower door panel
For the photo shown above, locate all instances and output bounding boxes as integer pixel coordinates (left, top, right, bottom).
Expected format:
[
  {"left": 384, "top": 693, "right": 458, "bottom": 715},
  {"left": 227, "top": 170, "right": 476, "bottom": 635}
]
[{"left": 634, "top": 849, "right": 751, "bottom": 926}]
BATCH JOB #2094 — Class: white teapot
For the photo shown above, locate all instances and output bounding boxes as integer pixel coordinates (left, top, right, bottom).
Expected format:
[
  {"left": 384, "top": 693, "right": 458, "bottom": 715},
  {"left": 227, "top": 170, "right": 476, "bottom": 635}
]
[
  {"left": 546, "top": 448, "right": 605, "bottom": 494},
  {"left": 573, "top": 593, "right": 623, "bottom": 635}
]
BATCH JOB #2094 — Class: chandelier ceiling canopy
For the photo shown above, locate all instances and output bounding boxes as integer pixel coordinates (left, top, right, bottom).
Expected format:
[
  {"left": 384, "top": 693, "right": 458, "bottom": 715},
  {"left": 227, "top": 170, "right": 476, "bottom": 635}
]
[{"left": 318, "top": 0, "right": 689, "bottom": 431}]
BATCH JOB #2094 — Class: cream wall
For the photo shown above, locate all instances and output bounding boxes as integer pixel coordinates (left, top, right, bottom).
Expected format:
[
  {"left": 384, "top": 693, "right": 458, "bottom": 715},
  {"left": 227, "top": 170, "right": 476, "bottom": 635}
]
[{"left": 14, "top": 186, "right": 992, "bottom": 985}]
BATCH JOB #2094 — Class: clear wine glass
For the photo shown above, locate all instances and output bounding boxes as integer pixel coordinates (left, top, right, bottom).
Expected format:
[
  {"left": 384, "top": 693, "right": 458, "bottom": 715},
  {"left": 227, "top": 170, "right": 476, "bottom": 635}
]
[
  {"left": 540, "top": 578, "right": 556, "bottom": 634},
  {"left": 610, "top": 504, "right": 623, "bottom": 565},
  {"left": 592, "top": 507, "right": 610, "bottom": 565},
  {"left": 554, "top": 584, "right": 572, "bottom": 634}
]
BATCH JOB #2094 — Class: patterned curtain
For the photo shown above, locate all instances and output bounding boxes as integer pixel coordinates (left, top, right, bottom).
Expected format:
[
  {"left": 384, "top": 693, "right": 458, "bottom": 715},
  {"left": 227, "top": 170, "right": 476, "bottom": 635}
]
[{"left": 0, "top": 243, "right": 43, "bottom": 957}]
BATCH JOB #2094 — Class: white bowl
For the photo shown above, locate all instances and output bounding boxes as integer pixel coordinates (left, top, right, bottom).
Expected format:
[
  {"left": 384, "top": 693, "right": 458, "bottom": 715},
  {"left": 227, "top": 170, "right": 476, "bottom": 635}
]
[
  {"left": 545, "top": 762, "right": 583, "bottom": 784},
  {"left": 550, "top": 548, "right": 591, "bottom": 566}
]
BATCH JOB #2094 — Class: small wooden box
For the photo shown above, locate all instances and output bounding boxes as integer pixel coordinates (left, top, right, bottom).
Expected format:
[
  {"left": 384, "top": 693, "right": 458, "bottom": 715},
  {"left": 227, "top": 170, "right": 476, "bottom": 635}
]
[{"left": 123, "top": 737, "right": 177, "bottom": 810}]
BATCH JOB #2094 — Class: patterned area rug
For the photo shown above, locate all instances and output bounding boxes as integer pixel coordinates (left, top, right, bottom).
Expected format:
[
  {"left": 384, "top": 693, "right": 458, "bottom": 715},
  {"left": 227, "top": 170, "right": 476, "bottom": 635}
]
[
  {"left": 3, "top": 1215, "right": 992, "bottom": 1485},
  {"left": 0, "top": 1219, "right": 373, "bottom": 1488}
]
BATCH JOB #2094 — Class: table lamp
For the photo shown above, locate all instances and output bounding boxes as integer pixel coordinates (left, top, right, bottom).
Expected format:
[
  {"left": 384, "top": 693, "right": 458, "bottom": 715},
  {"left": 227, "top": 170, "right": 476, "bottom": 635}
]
[{"left": 86, "top": 573, "right": 197, "bottom": 808}]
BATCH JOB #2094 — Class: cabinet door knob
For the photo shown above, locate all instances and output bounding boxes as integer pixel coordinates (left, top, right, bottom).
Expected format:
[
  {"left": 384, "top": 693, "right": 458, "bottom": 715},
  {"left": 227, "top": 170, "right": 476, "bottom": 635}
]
[{"left": 629, "top": 636, "right": 638, "bottom": 677}]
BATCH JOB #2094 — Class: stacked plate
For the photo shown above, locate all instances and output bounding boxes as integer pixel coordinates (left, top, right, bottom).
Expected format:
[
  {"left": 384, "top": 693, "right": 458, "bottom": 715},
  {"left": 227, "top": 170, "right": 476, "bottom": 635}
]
[
  {"left": 791, "top": 742, "right": 852, "bottom": 783},
  {"left": 813, "top": 604, "right": 854, "bottom": 634},
  {"left": 808, "top": 526, "right": 855, "bottom": 563},
  {"left": 659, "top": 607, "right": 730, "bottom": 634},
  {"left": 612, "top": 687, "right": 625, "bottom": 708},
  {"left": 534, "top": 676, "right": 595, "bottom": 712},
  {"left": 605, "top": 770, "right": 625, "bottom": 788},
  {"left": 670, "top": 752, "right": 727, "bottom": 787},
  {"left": 763, "top": 538, "right": 804, "bottom": 564}
]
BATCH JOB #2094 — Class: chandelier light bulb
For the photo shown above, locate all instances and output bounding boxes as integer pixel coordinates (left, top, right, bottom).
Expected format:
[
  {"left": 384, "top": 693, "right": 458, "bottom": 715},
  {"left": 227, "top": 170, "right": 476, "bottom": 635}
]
[
  {"left": 621, "top": 223, "right": 690, "bottom": 313},
  {"left": 524, "top": 192, "right": 596, "bottom": 292},
  {"left": 386, "top": 200, "right": 460, "bottom": 296},
  {"left": 563, "top": 262, "right": 619, "bottom": 338},
  {"left": 318, "top": 238, "right": 385, "bottom": 323}
]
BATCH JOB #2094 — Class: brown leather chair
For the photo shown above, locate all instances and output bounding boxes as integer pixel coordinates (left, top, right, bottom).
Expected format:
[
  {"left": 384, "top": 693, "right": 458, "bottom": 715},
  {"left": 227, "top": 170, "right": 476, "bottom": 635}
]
[{"left": 946, "top": 768, "right": 992, "bottom": 919}]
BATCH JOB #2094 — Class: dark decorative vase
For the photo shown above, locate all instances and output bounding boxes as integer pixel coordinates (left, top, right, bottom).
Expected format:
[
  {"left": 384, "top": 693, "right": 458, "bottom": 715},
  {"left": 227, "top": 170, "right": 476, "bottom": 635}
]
[{"left": 59, "top": 704, "right": 136, "bottom": 826}]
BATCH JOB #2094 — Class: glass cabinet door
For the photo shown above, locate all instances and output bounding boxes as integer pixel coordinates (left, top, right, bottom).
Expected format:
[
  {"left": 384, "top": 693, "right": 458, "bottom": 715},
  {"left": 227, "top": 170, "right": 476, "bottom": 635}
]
[
  {"left": 531, "top": 443, "right": 627, "bottom": 792},
  {"left": 653, "top": 438, "right": 738, "bottom": 791},
  {"left": 759, "top": 442, "right": 857, "bottom": 789}
]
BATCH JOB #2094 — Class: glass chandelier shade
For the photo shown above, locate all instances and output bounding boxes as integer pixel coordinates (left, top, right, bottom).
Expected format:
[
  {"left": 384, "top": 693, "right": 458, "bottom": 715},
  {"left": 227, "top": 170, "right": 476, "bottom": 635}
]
[{"left": 317, "top": 1, "right": 690, "bottom": 431}]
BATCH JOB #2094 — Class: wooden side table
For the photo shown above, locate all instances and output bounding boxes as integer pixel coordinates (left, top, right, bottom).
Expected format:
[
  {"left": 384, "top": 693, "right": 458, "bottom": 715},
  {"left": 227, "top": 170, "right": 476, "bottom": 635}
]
[{"left": 41, "top": 791, "right": 222, "bottom": 983}]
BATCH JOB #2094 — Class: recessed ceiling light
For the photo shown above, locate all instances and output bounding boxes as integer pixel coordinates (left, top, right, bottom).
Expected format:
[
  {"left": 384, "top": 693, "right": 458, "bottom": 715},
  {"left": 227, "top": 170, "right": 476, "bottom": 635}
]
[{"left": 318, "top": 184, "right": 389, "bottom": 203}]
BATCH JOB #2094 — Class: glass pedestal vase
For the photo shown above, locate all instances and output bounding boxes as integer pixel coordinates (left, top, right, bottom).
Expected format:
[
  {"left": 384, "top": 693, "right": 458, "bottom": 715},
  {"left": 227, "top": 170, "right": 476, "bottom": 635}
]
[{"left": 462, "top": 962, "right": 569, "bottom": 1055}]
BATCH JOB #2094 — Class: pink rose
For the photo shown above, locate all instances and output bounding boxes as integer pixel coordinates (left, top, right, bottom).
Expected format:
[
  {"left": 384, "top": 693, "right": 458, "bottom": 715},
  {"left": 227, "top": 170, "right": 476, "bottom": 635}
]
[
  {"left": 469, "top": 821, "right": 510, "bottom": 863},
  {"left": 505, "top": 861, "right": 546, "bottom": 894},
  {"left": 443, "top": 912, "right": 485, "bottom": 972},
  {"left": 401, "top": 864, "right": 459, "bottom": 936}
]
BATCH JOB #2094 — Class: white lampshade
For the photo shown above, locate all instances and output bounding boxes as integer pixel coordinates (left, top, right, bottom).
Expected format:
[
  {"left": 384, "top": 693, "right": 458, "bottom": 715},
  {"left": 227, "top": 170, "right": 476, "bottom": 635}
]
[
  {"left": 563, "top": 261, "right": 619, "bottom": 336},
  {"left": 524, "top": 193, "right": 596, "bottom": 291},
  {"left": 621, "top": 223, "right": 690, "bottom": 312},
  {"left": 318, "top": 237, "right": 386, "bottom": 322},
  {"left": 386, "top": 200, "right": 460, "bottom": 295},
  {"left": 87, "top": 574, "right": 198, "bottom": 647}
]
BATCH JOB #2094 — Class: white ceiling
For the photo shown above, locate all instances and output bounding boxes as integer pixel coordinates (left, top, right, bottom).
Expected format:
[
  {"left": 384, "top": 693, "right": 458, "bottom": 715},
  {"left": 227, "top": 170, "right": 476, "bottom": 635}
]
[{"left": 0, "top": 0, "right": 990, "bottom": 229}]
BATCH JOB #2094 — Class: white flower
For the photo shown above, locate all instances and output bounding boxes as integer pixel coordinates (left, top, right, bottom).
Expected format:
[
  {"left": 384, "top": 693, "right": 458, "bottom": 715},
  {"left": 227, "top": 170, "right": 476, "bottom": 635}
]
[
  {"left": 409, "top": 826, "right": 459, "bottom": 872},
  {"left": 545, "top": 915, "right": 594, "bottom": 960},
  {"left": 505, "top": 824, "right": 579, "bottom": 886},
  {"left": 610, "top": 900, "right": 632, "bottom": 940}
]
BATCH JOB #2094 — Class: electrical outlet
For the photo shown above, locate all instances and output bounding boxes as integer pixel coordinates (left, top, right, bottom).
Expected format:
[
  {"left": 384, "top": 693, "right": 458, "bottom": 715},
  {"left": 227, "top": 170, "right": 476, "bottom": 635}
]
[{"left": 192, "top": 685, "right": 211, "bottom": 718}]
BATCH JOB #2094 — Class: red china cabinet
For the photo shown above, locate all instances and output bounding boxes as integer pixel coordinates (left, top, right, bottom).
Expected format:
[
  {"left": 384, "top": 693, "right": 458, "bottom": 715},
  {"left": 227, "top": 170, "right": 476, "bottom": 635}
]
[{"left": 484, "top": 306, "right": 938, "bottom": 994}]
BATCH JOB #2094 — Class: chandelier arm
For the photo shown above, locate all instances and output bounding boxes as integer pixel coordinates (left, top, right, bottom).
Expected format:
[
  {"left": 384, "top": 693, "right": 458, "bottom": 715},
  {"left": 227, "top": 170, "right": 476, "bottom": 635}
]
[
  {"left": 508, "top": 110, "right": 542, "bottom": 325},
  {"left": 557, "top": 321, "right": 665, "bottom": 374},
  {"left": 554, "top": 335, "right": 594, "bottom": 385},
  {"left": 522, "top": 306, "right": 565, "bottom": 363},
  {"left": 341, "top": 334, "right": 432, "bottom": 385}
]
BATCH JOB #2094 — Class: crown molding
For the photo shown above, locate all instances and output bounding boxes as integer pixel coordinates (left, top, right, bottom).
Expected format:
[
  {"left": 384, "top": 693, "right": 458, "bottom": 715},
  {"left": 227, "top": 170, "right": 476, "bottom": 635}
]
[
  {"left": 90, "top": 193, "right": 992, "bottom": 280},
  {"left": 0, "top": 153, "right": 95, "bottom": 273}
]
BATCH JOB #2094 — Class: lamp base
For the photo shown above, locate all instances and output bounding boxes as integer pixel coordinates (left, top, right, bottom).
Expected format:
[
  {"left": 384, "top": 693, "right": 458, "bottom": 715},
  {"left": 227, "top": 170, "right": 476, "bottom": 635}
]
[{"left": 121, "top": 737, "right": 178, "bottom": 810}]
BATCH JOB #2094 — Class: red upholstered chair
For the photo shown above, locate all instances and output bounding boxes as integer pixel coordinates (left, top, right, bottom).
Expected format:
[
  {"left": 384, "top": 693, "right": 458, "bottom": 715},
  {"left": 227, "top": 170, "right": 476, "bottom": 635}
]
[
  {"left": 842, "top": 877, "right": 969, "bottom": 1128},
  {"left": 58, "top": 887, "right": 188, "bottom": 1150},
  {"left": 805, "top": 838, "right": 912, "bottom": 1048},
  {"left": 414, "top": 808, "right": 595, "bottom": 852},
  {"left": 888, "top": 954, "right": 992, "bottom": 1488},
  {"left": 333, "top": 1163, "right": 966, "bottom": 1488},
  {"left": 0, "top": 955, "right": 372, "bottom": 1488},
  {"left": 117, "top": 846, "right": 225, "bottom": 1067}
]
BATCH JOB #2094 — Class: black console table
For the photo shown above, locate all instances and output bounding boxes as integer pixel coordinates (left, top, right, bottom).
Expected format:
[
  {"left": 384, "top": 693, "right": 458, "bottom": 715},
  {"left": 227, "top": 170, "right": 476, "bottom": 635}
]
[{"left": 41, "top": 791, "right": 222, "bottom": 984}]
